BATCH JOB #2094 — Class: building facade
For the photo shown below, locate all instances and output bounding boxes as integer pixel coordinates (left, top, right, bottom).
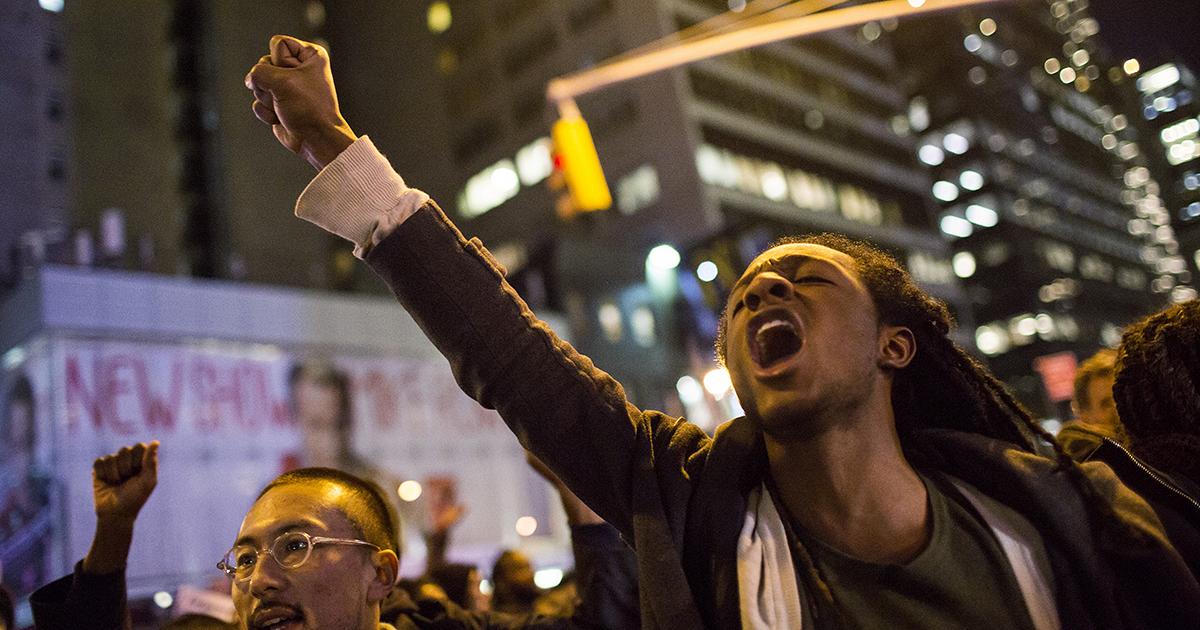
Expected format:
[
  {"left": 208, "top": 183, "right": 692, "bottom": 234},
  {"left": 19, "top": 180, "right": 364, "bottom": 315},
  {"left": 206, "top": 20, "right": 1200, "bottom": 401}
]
[
  {"left": 0, "top": 0, "right": 71, "bottom": 285},
  {"left": 892, "top": 0, "right": 1193, "bottom": 415}
]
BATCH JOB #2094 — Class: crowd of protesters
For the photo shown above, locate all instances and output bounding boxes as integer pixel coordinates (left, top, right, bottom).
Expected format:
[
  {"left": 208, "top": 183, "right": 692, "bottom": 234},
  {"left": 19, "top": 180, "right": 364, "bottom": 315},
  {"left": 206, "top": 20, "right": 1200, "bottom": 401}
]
[{"left": 6, "top": 34, "right": 1200, "bottom": 629}]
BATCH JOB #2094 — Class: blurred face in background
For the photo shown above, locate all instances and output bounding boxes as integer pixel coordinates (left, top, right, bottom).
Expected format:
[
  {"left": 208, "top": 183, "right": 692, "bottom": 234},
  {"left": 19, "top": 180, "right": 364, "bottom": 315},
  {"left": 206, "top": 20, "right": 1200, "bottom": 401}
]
[
  {"left": 292, "top": 371, "right": 347, "bottom": 467},
  {"left": 1078, "top": 374, "right": 1119, "bottom": 430},
  {"left": 494, "top": 550, "right": 537, "bottom": 598},
  {"left": 293, "top": 376, "right": 342, "bottom": 431}
]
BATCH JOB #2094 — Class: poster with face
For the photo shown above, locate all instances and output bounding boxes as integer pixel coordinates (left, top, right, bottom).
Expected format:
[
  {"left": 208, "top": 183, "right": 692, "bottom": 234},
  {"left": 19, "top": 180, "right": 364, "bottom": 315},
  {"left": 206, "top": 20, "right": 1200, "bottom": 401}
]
[
  {"left": 0, "top": 370, "right": 52, "bottom": 600},
  {"left": 0, "top": 335, "right": 558, "bottom": 599}
]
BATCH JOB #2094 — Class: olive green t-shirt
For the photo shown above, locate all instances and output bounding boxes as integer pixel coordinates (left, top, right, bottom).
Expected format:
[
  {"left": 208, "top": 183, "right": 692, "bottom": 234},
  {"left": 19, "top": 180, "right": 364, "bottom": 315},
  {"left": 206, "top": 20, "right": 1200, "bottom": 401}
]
[{"left": 794, "top": 475, "right": 1037, "bottom": 630}]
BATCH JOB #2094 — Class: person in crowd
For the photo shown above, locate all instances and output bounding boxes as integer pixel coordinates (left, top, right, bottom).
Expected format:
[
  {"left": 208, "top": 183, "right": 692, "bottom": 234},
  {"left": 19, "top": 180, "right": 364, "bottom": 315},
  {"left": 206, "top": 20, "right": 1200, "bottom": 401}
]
[
  {"left": 31, "top": 442, "right": 636, "bottom": 630},
  {"left": 247, "top": 34, "right": 1200, "bottom": 629},
  {"left": 31, "top": 441, "right": 159, "bottom": 629},
  {"left": 1114, "top": 299, "right": 1200, "bottom": 490},
  {"left": 490, "top": 550, "right": 539, "bottom": 616},
  {"left": 418, "top": 453, "right": 638, "bottom": 624},
  {"left": 1103, "top": 300, "right": 1200, "bottom": 578},
  {"left": 426, "top": 563, "right": 481, "bottom": 611},
  {"left": 1, "top": 374, "right": 52, "bottom": 597},
  {"left": 1057, "top": 349, "right": 1126, "bottom": 460},
  {"left": 416, "top": 477, "right": 488, "bottom": 613}
]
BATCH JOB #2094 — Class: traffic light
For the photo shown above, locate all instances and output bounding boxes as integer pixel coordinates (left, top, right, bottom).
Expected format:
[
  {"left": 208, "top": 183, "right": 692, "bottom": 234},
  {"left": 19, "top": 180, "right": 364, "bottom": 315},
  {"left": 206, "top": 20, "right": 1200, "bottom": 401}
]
[{"left": 551, "top": 114, "right": 612, "bottom": 212}]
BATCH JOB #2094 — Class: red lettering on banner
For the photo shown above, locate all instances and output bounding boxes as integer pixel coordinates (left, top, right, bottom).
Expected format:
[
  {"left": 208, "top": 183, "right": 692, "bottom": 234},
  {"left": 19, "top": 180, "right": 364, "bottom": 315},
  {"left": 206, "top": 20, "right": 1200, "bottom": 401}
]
[
  {"left": 63, "top": 345, "right": 292, "bottom": 436},
  {"left": 226, "top": 362, "right": 255, "bottom": 429},
  {"left": 99, "top": 355, "right": 139, "bottom": 435},
  {"left": 65, "top": 353, "right": 102, "bottom": 433},
  {"left": 193, "top": 358, "right": 222, "bottom": 432},
  {"left": 138, "top": 358, "right": 183, "bottom": 430}
]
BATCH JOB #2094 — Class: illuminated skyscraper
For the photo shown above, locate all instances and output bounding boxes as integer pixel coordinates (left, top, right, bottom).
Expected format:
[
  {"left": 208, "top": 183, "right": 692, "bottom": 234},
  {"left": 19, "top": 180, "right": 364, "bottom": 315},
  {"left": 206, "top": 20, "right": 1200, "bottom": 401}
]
[
  {"left": 893, "top": 0, "right": 1192, "bottom": 414},
  {"left": 1131, "top": 60, "right": 1200, "bottom": 283},
  {"left": 380, "top": 0, "right": 971, "bottom": 416}
]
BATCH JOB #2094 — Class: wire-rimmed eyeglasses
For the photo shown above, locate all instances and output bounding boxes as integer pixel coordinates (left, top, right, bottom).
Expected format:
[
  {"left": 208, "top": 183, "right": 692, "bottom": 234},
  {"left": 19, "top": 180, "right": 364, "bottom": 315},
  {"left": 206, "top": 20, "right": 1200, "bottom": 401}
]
[{"left": 217, "top": 531, "right": 380, "bottom": 581}]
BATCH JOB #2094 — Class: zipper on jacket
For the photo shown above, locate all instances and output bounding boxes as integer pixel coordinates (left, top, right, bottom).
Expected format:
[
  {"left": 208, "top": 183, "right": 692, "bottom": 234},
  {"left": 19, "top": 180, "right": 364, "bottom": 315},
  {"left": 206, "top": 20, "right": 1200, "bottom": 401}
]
[{"left": 1095, "top": 438, "right": 1200, "bottom": 514}]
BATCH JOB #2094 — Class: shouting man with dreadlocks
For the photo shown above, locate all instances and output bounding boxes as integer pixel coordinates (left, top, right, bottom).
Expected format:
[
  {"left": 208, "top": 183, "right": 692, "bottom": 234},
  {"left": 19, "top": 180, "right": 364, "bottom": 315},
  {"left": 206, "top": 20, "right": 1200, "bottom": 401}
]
[{"left": 246, "top": 36, "right": 1200, "bottom": 629}]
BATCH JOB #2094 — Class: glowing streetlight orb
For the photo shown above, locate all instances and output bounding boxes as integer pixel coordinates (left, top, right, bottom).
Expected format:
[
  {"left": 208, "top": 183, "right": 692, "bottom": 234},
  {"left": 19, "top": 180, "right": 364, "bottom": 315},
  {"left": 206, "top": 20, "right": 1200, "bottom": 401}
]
[
  {"left": 398, "top": 480, "right": 423, "bottom": 502},
  {"left": 515, "top": 516, "right": 538, "bottom": 537},
  {"left": 427, "top": 2, "right": 452, "bottom": 34},
  {"left": 703, "top": 368, "right": 732, "bottom": 398},
  {"left": 647, "top": 244, "right": 681, "bottom": 270}
]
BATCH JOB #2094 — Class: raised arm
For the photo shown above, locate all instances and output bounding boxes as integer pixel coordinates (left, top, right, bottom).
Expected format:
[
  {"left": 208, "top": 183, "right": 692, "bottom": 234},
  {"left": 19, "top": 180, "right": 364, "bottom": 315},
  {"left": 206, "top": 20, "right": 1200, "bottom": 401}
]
[
  {"left": 245, "top": 36, "right": 712, "bottom": 537},
  {"left": 31, "top": 442, "right": 159, "bottom": 630}
]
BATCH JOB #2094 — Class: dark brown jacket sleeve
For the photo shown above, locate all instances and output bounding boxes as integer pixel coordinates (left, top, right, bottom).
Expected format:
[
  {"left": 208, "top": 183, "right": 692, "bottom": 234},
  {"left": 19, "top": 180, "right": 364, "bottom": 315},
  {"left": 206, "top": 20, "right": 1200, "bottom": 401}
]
[
  {"left": 363, "top": 202, "right": 712, "bottom": 540},
  {"left": 30, "top": 561, "right": 130, "bottom": 630}
]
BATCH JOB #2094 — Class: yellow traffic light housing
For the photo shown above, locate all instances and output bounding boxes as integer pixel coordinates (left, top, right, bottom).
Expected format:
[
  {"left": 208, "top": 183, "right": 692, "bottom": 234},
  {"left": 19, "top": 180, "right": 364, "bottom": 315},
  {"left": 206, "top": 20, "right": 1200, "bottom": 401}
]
[{"left": 551, "top": 114, "right": 612, "bottom": 212}]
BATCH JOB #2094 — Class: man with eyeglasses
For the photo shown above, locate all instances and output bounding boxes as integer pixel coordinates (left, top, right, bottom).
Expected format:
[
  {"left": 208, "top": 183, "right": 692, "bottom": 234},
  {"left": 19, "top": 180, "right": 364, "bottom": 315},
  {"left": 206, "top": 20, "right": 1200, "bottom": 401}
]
[{"left": 32, "top": 443, "right": 636, "bottom": 630}]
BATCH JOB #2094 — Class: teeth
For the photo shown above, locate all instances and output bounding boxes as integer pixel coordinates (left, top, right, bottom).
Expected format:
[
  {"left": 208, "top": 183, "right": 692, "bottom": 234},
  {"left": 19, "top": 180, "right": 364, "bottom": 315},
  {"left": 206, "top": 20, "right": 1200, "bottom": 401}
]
[{"left": 758, "top": 319, "right": 792, "bottom": 333}]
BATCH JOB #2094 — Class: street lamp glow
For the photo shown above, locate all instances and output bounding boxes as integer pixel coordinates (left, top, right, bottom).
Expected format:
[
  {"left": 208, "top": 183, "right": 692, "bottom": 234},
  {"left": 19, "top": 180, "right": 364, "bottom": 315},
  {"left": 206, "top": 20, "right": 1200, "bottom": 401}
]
[
  {"left": 979, "top": 18, "right": 996, "bottom": 36},
  {"left": 647, "top": 244, "right": 681, "bottom": 270},
  {"left": 515, "top": 516, "right": 538, "bottom": 537},
  {"left": 676, "top": 376, "right": 704, "bottom": 405},
  {"left": 952, "top": 251, "right": 977, "bottom": 278},
  {"left": 398, "top": 480, "right": 423, "bottom": 502},
  {"left": 918, "top": 144, "right": 945, "bottom": 166},
  {"left": 703, "top": 368, "right": 732, "bottom": 398},
  {"left": 696, "top": 260, "right": 719, "bottom": 282},
  {"left": 932, "top": 181, "right": 959, "bottom": 202},
  {"left": 427, "top": 1, "right": 452, "bottom": 34},
  {"left": 943, "top": 133, "right": 969, "bottom": 155},
  {"left": 534, "top": 568, "right": 565, "bottom": 589},
  {"left": 965, "top": 204, "right": 998, "bottom": 227},
  {"left": 154, "top": 591, "right": 174, "bottom": 609},
  {"left": 940, "top": 215, "right": 974, "bottom": 238},
  {"left": 1123, "top": 58, "right": 1140, "bottom": 75},
  {"left": 975, "top": 325, "right": 1006, "bottom": 356},
  {"left": 959, "top": 170, "right": 984, "bottom": 191}
]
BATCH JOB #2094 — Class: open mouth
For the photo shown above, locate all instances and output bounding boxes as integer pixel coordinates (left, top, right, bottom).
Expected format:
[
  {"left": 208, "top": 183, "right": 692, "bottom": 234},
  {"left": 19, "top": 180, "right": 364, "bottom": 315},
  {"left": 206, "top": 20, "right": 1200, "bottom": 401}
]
[
  {"left": 749, "top": 312, "right": 803, "bottom": 369},
  {"left": 252, "top": 606, "right": 303, "bottom": 630}
]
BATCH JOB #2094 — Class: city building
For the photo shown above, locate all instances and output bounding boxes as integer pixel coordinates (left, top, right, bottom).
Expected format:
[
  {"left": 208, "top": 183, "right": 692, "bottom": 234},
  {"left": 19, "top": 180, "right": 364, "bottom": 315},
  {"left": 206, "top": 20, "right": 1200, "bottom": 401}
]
[
  {"left": 391, "top": 0, "right": 1195, "bottom": 419},
  {"left": 6, "top": 0, "right": 1190, "bottom": 421},
  {"left": 0, "top": 0, "right": 70, "bottom": 285},
  {"left": 1131, "top": 59, "right": 1200, "bottom": 281},
  {"left": 1, "top": 0, "right": 359, "bottom": 292},
  {"left": 892, "top": 0, "right": 1194, "bottom": 416},
  {"left": 386, "top": 0, "right": 972, "bottom": 425}
]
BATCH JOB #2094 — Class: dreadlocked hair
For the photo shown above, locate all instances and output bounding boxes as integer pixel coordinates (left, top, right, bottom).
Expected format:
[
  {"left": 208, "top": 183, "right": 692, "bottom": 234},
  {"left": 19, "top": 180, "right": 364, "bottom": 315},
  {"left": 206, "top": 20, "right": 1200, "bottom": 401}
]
[
  {"left": 1113, "top": 300, "right": 1200, "bottom": 441},
  {"left": 716, "top": 233, "right": 1143, "bottom": 547}
]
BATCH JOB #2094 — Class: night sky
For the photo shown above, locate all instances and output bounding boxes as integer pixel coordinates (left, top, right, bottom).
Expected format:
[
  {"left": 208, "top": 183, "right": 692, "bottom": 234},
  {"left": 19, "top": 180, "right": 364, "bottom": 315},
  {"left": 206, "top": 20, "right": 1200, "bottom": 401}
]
[{"left": 1087, "top": 0, "right": 1200, "bottom": 72}]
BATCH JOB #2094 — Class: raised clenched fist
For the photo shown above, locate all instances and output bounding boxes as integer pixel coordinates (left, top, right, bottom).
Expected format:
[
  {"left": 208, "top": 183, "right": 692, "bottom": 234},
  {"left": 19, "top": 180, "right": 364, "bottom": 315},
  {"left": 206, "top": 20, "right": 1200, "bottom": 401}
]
[
  {"left": 244, "top": 35, "right": 356, "bottom": 170},
  {"left": 92, "top": 441, "right": 159, "bottom": 527}
]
